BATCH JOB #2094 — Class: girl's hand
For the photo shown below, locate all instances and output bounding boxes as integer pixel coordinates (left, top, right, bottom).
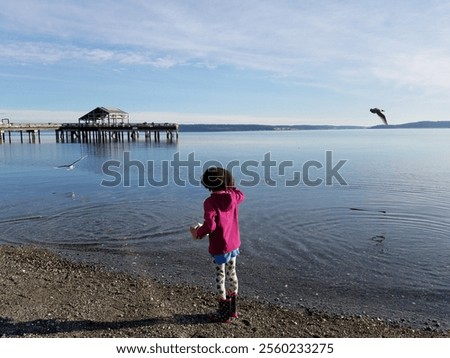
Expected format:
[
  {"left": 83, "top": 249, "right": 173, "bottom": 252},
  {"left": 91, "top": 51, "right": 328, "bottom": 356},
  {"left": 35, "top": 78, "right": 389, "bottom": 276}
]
[{"left": 190, "top": 224, "right": 203, "bottom": 240}]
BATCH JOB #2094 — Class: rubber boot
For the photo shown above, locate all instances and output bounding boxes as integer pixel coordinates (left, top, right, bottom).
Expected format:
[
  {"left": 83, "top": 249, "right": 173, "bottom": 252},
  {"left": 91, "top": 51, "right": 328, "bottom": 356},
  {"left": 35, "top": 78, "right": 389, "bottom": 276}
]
[
  {"left": 227, "top": 292, "right": 238, "bottom": 318},
  {"left": 209, "top": 298, "right": 231, "bottom": 323}
]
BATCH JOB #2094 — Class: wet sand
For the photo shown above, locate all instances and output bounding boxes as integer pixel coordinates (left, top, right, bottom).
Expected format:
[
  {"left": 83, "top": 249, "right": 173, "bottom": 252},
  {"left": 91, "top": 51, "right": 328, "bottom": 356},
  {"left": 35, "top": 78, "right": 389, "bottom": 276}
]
[{"left": 0, "top": 245, "right": 448, "bottom": 338}]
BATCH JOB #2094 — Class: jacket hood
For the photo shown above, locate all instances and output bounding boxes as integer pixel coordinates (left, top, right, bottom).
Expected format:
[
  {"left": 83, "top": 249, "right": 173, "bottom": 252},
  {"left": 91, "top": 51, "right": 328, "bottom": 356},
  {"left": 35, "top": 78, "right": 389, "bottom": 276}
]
[{"left": 211, "top": 191, "right": 233, "bottom": 211}]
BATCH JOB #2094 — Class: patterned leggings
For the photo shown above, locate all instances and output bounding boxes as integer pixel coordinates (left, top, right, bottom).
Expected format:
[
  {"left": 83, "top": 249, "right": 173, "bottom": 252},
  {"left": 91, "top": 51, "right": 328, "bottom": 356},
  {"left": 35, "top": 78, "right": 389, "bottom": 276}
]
[{"left": 214, "top": 257, "right": 238, "bottom": 300}]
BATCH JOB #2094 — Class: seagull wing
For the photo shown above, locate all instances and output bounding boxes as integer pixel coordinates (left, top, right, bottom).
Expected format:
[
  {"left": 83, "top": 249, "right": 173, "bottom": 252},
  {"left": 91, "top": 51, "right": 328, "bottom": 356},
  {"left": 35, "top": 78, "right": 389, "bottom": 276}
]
[
  {"left": 68, "top": 155, "right": 88, "bottom": 166},
  {"left": 377, "top": 112, "right": 388, "bottom": 125},
  {"left": 55, "top": 155, "right": 87, "bottom": 168}
]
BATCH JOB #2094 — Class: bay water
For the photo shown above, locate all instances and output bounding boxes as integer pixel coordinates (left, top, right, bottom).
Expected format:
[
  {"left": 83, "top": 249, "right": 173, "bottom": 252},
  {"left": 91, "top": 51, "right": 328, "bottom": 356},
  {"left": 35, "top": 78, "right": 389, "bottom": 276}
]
[{"left": 1, "top": 129, "right": 449, "bottom": 328}]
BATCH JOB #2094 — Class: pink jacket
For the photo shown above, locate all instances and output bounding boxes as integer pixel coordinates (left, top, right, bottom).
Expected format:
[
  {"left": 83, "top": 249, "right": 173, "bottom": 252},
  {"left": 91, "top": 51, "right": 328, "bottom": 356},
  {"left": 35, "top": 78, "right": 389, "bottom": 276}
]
[{"left": 196, "top": 188, "right": 245, "bottom": 255}]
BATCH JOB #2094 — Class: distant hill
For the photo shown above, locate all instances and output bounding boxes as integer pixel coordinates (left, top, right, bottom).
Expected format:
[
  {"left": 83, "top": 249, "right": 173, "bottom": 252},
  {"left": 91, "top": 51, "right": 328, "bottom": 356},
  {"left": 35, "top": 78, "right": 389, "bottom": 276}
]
[
  {"left": 370, "top": 121, "right": 450, "bottom": 129},
  {"left": 179, "top": 121, "right": 450, "bottom": 132},
  {"left": 179, "top": 124, "right": 364, "bottom": 132}
]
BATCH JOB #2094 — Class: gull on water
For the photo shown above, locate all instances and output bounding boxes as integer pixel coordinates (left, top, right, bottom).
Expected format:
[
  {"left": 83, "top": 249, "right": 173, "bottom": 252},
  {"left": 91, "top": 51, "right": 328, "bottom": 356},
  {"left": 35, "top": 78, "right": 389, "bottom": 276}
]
[{"left": 55, "top": 155, "right": 88, "bottom": 170}]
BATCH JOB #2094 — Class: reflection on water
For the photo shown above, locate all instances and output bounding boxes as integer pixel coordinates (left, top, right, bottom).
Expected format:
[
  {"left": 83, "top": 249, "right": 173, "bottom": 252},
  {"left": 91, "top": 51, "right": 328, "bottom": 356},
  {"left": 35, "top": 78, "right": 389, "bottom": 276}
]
[{"left": 1, "top": 129, "right": 449, "bottom": 328}]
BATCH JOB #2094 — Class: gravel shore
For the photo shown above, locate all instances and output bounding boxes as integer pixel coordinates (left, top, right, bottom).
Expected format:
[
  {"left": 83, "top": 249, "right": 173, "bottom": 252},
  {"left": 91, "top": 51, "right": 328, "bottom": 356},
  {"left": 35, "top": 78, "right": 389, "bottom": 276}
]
[{"left": 0, "top": 245, "right": 448, "bottom": 338}]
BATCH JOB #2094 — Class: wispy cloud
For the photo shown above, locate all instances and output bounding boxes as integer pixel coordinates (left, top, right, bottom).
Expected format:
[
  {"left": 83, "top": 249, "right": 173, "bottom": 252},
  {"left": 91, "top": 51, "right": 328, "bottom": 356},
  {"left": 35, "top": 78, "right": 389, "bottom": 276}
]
[
  {"left": 372, "top": 50, "right": 450, "bottom": 93},
  {"left": 1, "top": 0, "right": 449, "bottom": 73},
  {"left": 4, "top": 1, "right": 449, "bottom": 79},
  {"left": 0, "top": 42, "right": 185, "bottom": 68},
  {"left": 1, "top": 42, "right": 111, "bottom": 64},
  {"left": 2, "top": 0, "right": 450, "bottom": 122}
]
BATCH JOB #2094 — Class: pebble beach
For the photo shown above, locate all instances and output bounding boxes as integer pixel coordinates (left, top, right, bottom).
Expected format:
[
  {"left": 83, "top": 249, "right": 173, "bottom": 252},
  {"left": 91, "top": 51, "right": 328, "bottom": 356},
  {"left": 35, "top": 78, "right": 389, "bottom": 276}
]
[{"left": 0, "top": 245, "right": 448, "bottom": 338}]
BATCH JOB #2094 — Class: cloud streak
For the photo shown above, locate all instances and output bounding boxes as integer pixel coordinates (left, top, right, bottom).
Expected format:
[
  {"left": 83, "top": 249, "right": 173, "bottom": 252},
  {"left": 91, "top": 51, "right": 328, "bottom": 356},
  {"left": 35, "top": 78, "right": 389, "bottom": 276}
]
[
  {"left": 3, "top": 1, "right": 450, "bottom": 75},
  {"left": 0, "top": 42, "right": 184, "bottom": 68},
  {"left": 2, "top": 0, "right": 450, "bottom": 122}
]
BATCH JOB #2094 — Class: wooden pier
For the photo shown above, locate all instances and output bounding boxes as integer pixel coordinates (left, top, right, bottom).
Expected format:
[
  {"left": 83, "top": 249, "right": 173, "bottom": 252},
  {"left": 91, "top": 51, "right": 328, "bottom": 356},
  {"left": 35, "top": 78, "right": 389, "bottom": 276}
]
[
  {"left": 0, "top": 122, "right": 179, "bottom": 144},
  {"left": 55, "top": 122, "right": 179, "bottom": 143},
  {"left": 0, "top": 123, "right": 59, "bottom": 144}
]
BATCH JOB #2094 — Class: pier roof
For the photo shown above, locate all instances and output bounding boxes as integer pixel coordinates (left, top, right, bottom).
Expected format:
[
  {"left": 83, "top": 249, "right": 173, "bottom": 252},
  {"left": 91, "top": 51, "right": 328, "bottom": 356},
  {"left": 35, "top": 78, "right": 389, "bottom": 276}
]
[{"left": 78, "top": 107, "right": 129, "bottom": 125}]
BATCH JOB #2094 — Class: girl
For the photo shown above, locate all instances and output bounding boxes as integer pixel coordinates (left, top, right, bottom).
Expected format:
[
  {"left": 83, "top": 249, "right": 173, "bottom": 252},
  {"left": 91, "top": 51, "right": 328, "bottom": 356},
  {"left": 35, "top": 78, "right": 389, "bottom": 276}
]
[{"left": 190, "top": 167, "right": 245, "bottom": 322}]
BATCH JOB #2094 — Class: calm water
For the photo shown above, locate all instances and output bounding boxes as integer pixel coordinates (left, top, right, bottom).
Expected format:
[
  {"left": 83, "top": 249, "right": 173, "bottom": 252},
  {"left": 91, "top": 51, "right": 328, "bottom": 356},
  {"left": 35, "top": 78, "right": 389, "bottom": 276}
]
[{"left": 1, "top": 129, "right": 449, "bottom": 328}]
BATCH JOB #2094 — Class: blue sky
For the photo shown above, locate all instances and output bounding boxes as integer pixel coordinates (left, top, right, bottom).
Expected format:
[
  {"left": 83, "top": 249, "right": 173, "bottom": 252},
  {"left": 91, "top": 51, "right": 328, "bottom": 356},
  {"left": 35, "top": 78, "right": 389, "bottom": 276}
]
[{"left": 1, "top": 0, "right": 450, "bottom": 125}]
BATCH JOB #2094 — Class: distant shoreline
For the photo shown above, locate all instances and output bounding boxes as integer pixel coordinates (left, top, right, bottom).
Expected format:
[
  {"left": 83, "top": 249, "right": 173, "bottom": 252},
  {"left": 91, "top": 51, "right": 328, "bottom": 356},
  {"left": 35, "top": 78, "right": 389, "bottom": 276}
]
[
  {"left": 3, "top": 121, "right": 450, "bottom": 134},
  {"left": 179, "top": 121, "right": 450, "bottom": 132}
]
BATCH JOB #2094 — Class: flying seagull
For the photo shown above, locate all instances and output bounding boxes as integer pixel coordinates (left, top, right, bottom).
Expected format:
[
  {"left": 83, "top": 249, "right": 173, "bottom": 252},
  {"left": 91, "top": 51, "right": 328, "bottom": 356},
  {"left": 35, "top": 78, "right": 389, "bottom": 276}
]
[
  {"left": 55, "top": 155, "right": 88, "bottom": 170},
  {"left": 370, "top": 108, "right": 388, "bottom": 125}
]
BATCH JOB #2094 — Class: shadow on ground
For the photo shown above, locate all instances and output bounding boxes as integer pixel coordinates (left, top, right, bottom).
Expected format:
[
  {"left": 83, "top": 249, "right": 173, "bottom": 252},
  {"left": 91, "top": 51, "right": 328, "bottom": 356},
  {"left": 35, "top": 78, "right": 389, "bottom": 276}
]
[{"left": 0, "top": 313, "right": 213, "bottom": 337}]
